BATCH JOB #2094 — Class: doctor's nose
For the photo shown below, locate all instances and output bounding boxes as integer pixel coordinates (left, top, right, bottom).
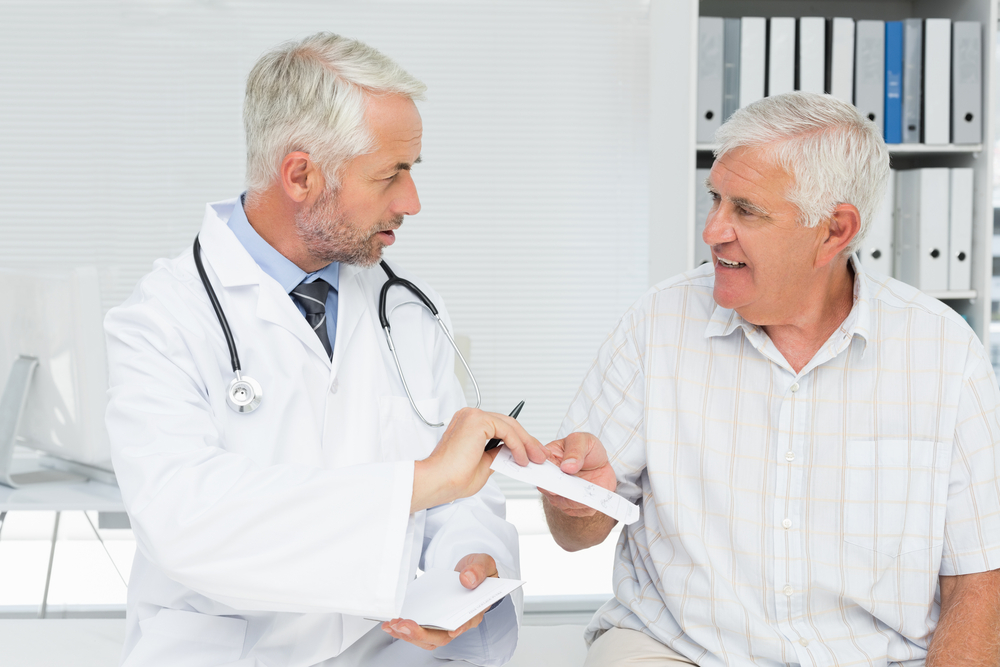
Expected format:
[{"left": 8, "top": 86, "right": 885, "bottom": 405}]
[{"left": 394, "top": 171, "right": 421, "bottom": 217}]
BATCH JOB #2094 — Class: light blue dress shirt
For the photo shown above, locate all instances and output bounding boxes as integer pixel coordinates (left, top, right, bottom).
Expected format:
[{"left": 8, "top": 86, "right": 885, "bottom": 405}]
[{"left": 228, "top": 194, "right": 340, "bottom": 355}]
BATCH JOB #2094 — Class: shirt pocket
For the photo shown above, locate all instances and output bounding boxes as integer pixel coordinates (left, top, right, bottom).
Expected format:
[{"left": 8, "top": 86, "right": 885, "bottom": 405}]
[
  {"left": 379, "top": 395, "right": 443, "bottom": 462},
  {"left": 844, "top": 439, "right": 950, "bottom": 557}
]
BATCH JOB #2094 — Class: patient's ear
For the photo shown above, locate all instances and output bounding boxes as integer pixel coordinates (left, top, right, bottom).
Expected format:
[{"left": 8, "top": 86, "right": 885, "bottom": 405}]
[{"left": 817, "top": 203, "right": 861, "bottom": 267}]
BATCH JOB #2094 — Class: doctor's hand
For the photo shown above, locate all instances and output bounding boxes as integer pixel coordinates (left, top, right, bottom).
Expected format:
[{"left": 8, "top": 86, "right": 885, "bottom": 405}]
[
  {"left": 380, "top": 553, "right": 499, "bottom": 650},
  {"left": 539, "top": 432, "right": 617, "bottom": 517},
  {"left": 411, "top": 408, "right": 546, "bottom": 513}
]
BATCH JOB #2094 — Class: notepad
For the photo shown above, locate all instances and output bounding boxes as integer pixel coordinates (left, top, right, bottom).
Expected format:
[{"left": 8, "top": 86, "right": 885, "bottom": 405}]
[
  {"left": 376, "top": 569, "right": 523, "bottom": 632},
  {"left": 490, "top": 447, "right": 640, "bottom": 525}
]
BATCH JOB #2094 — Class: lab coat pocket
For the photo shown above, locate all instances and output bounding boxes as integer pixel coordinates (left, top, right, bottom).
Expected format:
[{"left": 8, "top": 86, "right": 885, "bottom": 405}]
[
  {"left": 379, "top": 395, "right": 443, "bottom": 462},
  {"left": 123, "top": 608, "right": 250, "bottom": 667},
  {"left": 843, "top": 439, "right": 949, "bottom": 557}
]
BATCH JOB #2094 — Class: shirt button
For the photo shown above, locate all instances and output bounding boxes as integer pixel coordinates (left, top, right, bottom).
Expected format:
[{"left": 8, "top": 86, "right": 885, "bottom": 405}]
[
  {"left": 790, "top": 382, "right": 800, "bottom": 393},
  {"left": 782, "top": 518, "right": 792, "bottom": 529},
  {"left": 330, "top": 379, "right": 339, "bottom": 394},
  {"left": 783, "top": 585, "right": 793, "bottom": 596},
  {"left": 799, "top": 638, "right": 809, "bottom": 647},
  {"left": 785, "top": 451, "right": 795, "bottom": 462}
]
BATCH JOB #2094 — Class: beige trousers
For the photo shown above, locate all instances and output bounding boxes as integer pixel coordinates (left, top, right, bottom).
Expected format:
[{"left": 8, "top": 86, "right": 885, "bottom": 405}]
[{"left": 585, "top": 627, "right": 698, "bottom": 666}]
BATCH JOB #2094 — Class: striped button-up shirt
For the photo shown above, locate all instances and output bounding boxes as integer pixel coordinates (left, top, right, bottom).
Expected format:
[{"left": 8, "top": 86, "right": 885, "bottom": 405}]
[{"left": 559, "top": 259, "right": 1000, "bottom": 667}]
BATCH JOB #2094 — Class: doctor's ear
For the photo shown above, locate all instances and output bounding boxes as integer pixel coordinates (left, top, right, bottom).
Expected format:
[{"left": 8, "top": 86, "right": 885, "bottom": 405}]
[{"left": 279, "top": 151, "right": 325, "bottom": 204}]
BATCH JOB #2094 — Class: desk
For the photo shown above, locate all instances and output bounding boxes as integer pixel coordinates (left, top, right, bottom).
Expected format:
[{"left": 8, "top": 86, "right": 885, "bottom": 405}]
[
  {"left": 0, "top": 477, "right": 124, "bottom": 618},
  {"left": 0, "top": 619, "right": 125, "bottom": 666},
  {"left": 0, "top": 478, "right": 123, "bottom": 513},
  {"left": 0, "top": 619, "right": 589, "bottom": 667}
]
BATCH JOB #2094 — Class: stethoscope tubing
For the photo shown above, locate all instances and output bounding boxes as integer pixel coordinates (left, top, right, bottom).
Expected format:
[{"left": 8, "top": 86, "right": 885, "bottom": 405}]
[
  {"left": 193, "top": 235, "right": 481, "bottom": 422},
  {"left": 378, "top": 260, "right": 482, "bottom": 427},
  {"left": 193, "top": 236, "right": 241, "bottom": 374}
]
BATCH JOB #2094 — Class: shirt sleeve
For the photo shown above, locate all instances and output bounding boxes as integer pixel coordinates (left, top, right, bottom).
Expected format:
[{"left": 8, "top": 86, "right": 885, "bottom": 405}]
[
  {"left": 556, "top": 307, "right": 649, "bottom": 503},
  {"left": 940, "top": 345, "right": 1000, "bottom": 576}
]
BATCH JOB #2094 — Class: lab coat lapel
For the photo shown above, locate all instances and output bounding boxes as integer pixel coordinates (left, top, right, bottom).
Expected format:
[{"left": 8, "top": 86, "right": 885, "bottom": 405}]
[
  {"left": 197, "top": 200, "right": 332, "bottom": 366},
  {"left": 331, "top": 264, "right": 369, "bottom": 374}
]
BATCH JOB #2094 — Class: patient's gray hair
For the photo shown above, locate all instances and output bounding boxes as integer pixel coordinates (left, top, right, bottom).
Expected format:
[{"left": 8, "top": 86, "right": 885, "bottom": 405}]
[
  {"left": 714, "top": 91, "right": 889, "bottom": 254},
  {"left": 244, "top": 32, "right": 426, "bottom": 197}
]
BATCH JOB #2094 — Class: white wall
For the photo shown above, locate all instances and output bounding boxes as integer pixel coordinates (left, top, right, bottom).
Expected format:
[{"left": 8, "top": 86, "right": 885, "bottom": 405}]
[{"left": 0, "top": 0, "right": 650, "bottom": 439}]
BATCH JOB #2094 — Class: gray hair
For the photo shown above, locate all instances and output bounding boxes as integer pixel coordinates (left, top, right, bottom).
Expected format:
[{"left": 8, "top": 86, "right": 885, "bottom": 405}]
[
  {"left": 244, "top": 32, "right": 426, "bottom": 195},
  {"left": 714, "top": 92, "right": 890, "bottom": 254}
]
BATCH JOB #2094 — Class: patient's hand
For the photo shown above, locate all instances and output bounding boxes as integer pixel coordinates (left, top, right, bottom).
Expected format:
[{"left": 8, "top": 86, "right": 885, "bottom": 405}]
[{"left": 540, "top": 432, "right": 617, "bottom": 517}]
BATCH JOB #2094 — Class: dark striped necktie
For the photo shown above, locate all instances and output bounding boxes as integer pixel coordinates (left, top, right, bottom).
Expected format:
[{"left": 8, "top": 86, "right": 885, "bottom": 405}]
[{"left": 290, "top": 279, "right": 332, "bottom": 359}]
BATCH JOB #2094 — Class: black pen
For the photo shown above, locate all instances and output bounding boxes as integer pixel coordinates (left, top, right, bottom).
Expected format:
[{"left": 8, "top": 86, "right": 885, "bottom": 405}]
[{"left": 484, "top": 401, "right": 525, "bottom": 451}]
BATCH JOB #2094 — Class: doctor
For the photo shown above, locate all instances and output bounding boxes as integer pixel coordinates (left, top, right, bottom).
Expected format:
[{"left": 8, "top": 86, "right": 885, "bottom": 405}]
[{"left": 104, "top": 32, "right": 545, "bottom": 667}]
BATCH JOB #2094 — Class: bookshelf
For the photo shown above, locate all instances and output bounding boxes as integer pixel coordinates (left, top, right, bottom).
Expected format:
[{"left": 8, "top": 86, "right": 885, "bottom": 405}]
[{"left": 650, "top": 0, "right": 997, "bottom": 342}]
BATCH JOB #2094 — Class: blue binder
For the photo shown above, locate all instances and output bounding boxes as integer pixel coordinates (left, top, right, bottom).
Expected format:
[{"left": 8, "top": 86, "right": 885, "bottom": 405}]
[{"left": 884, "top": 21, "right": 903, "bottom": 143}]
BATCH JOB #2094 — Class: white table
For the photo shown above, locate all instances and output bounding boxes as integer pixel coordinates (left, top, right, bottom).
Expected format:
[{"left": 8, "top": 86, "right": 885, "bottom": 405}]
[
  {"left": 0, "top": 476, "right": 124, "bottom": 618},
  {"left": 0, "top": 477, "right": 123, "bottom": 513},
  {"left": 0, "top": 619, "right": 125, "bottom": 666},
  {"left": 0, "top": 619, "right": 590, "bottom": 667}
]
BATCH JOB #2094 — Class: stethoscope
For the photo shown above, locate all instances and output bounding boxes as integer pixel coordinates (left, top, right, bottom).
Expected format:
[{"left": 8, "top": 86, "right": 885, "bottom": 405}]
[{"left": 193, "top": 236, "right": 481, "bottom": 425}]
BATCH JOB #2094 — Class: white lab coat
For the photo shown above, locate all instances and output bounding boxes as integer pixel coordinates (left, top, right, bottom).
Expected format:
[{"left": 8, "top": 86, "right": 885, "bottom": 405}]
[{"left": 105, "top": 198, "right": 521, "bottom": 667}]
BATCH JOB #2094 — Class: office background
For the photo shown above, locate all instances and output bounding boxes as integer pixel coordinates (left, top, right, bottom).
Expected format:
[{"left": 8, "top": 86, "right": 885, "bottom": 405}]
[
  {"left": 1, "top": 0, "right": 1000, "bottom": 625},
  {"left": 0, "top": 0, "right": 652, "bottom": 612},
  {"left": 0, "top": 0, "right": 650, "bottom": 443}
]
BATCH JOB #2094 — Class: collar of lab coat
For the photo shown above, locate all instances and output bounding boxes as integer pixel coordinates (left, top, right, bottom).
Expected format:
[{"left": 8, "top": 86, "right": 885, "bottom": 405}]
[{"left": 197, "top": 198, "right": 369, "bottom": 368}]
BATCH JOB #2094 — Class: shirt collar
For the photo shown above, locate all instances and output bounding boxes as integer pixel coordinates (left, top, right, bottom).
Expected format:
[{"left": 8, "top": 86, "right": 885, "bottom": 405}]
[
  {"left": 227, "top": 193, "right": 340, "bottom": 294},
  {"left": 704, "top": 254, "right": 871, "bottom": 353}
]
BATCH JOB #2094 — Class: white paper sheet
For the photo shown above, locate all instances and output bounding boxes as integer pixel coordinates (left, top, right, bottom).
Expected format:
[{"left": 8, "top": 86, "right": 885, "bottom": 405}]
[
  {"left": 375, "top": 569, "right": 523, "bottom": 631},
  {"left": 490, "top": 447, "right": 640, "bottom": 525}
]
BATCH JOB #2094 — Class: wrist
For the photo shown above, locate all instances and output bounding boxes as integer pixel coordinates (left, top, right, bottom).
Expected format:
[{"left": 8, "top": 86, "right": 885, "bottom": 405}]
[{"left": 411, "top": 458, "right": 455, "bottom": 513}]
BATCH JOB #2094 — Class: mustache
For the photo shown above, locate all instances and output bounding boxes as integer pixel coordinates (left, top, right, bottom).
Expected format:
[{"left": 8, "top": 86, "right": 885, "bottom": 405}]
[{"left": 374, "top": 216, "right": 404, "bottom": 234}]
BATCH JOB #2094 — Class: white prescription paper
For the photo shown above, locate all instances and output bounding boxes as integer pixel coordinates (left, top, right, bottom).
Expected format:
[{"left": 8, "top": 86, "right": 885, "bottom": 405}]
[
  {"left": 490, "top": 447, "right": 640, "bottom": 525},
  {"left": 383, "top": 569, "right": 523, "bottom": 632}
]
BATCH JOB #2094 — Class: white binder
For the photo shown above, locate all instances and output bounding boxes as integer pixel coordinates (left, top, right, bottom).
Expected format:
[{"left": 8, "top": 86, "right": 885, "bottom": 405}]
[
  {"left": 895, "top": 169, "right": 950, "bottom": 291},
  {"left": 722, "top": 18, "right": 741, "bottom": 122},
  {"left": 697, "top": 17, "right": 725, "bottom": 143},
  {"left": 952, "top": 22, "right": 982, "bottom": 145},
  {"left": 854, "top": 20, "right": 885, "bottom": 136},
  {"left": 924, "top": 19, "right": 952, "bottom": 145},
  {"left": 828, "top": 18, "right": 855, "bottom": 104},
  {"left": 739, "top": 17, "right": 766, "bottom": 108},
  {"left": 768, "top": 18, "right": 795, "bottom": 96},
  {"left": 949, "top": 168, "right": 974, "bottom": 291},
  {"left": 694, "top": 168, "right": 713, "bottom": 267},
  {"left": 902, "top": 18, "right": 923, "bottom": 143},
  {"left": 798, "top": 17, "right": 826, "bottom": 93},
  {"left": 862, "top": 168, "right": 895, "bottom": 277}
]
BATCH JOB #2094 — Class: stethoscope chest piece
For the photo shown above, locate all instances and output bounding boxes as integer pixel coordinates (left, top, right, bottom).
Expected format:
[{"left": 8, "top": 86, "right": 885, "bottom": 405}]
[
  {"left": 227, "top": 372, "right": 263, "bottom": 413},
  {"left": 193, "top": 235, "right": 265, "bottom": 415}
]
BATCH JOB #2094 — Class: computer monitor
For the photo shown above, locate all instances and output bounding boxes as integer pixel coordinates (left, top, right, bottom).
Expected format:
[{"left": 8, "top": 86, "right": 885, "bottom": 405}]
[{"left": 0, "top": 267, "right": 111, "bottom": 484}]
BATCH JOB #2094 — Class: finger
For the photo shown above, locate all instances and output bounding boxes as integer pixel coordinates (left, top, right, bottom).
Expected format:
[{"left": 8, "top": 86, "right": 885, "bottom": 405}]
[
  {"left": 539, "top": 488, "right": 597, "bottom": 516},
  {"left": 448, "top": 610, "right": 486, "bottom": 638},
  {"left": 456, "top": 553, "right": 497, "bottom": 589},
  {"left": 559, "top": 432, "right": 605, "bottom": 474},
  {"left": 487, "top": 413, "right": 547, "bottom": 465},
  {"left": 404, "top": 623, "right": 453, "bottom": 648},
  {"left": 542, "top": 439, "right": 566, "bottom": 463}
]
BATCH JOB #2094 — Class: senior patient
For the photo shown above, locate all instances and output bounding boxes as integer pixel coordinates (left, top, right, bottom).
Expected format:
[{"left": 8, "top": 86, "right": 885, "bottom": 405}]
[
  {"left": 104, "top": 33, "right": 544, "bottom": 667},
  {"left": 541, "top": 92, "right": 1000, "bottom": 666}
]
